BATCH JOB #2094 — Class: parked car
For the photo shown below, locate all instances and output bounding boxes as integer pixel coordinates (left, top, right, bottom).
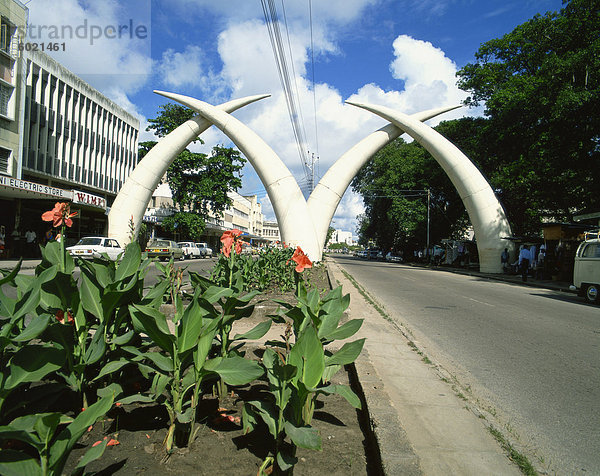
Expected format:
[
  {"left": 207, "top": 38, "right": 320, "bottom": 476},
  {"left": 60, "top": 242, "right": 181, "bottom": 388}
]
[
  {"left": 570, "top": 238, "right": 600, "bottom": 304},
  {"left": 196, "top": 242, "right": 213, "bottom": 258},
  {"left": 67, "top": 237, "right": 124, "bottom": 261},
  {"left": 386, "top": 252, "right": 403, "bottom": 263},
  {"left": 178, "top": 241, "right": 201, "bottom": 259},
  {"left": 146, "top": 239, "right": 184, "bottom": 261}
]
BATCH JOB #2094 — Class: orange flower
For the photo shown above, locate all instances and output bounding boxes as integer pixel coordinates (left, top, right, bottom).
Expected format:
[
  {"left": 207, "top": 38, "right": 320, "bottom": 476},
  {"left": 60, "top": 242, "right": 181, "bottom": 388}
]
[
  {"left": 42, "top": 202, "right": 77, "bottom": 228},
  {"left": 220, "top": 229, "right": 242, "bottom": 257},
  {"left": 290, "top": 246, "right": 312, "bottom": 273},
  {"left": 92, "top": 436, "right": 119, "bottom": 447}
]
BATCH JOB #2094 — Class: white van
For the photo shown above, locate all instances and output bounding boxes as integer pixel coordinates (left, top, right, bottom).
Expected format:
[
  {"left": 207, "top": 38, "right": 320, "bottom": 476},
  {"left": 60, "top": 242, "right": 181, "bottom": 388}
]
[{"left": 571, "top": 238, "right": 600, "bottom": 304}]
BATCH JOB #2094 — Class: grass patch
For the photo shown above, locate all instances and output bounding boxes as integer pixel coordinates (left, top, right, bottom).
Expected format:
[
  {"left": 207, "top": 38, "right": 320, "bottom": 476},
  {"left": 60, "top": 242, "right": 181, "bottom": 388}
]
[{"left": 488, "top": 426, "right": 537, "bottom": 475}]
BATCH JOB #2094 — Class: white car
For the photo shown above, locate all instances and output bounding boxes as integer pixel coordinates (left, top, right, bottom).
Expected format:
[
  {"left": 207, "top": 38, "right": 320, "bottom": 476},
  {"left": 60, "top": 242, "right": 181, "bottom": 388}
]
[
  {"left": 67, "top": 237, "right": 124, "bottom": 261},
  {"left": 196, "top": 242, "right": 213, "bottom": 258},
  {"left": 178, "top": 242, "right": 201, "bottom": 259}
]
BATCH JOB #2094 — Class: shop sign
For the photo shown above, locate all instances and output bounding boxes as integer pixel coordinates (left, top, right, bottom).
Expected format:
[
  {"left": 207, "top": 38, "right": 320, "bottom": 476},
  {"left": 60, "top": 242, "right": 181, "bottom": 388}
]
[
  {"left": 0, "top": 176, "right": 72, "bottom": 199},
  {"left": 72, "top": 190, "right": 106, "bottom": 209},
  {"left": 143, "top": 215, "right": 162, "bottom": 223}
]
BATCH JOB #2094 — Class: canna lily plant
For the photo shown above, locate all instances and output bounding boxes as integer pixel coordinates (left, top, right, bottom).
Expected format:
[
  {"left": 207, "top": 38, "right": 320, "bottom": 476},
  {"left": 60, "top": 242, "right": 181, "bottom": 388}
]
[{"left": 244, "top": 249, "right": 365, "bottom": 475}]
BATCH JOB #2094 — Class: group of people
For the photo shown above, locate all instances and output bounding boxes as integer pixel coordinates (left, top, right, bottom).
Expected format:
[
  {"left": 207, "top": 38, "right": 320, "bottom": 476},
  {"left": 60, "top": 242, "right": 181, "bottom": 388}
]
[
  {"left": 0, "top": 227, "right": 57, "bottom": 259},
  {"left": 501, "top": 244, "right": 547, "bottom": 282}
]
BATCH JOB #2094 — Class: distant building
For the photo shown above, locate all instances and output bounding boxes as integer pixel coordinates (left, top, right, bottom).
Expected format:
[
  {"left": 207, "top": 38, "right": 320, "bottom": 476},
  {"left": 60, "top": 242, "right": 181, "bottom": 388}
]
[
  {"left": 262, "top": 220, "right": 280, "bottom": 243},
  {"left": 330, "top": 229, "right": 353, "bottom": 246}
]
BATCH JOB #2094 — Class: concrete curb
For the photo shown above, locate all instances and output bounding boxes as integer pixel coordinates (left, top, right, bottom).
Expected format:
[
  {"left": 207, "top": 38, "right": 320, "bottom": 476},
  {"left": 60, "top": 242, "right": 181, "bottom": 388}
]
[
  {"left": 326, "top": 265, "right": 422, "bottom": 476},
  {"left": 351, "top": 351, "right": 422, "bottom": 475}
]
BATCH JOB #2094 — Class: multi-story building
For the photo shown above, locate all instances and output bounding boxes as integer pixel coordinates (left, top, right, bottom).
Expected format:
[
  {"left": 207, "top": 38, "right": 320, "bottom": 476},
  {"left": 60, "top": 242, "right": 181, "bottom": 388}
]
[
  {"left": 262, "top": 220, "right": 281, "bottom": 244},
  {"left": 330, "top": 229, "right": 353, "bottom": 246},
  {"left": 0, "top": 1, "right": 140, "bottom": 258},
  {"left": 143, "top": 186, "right": 274, "bottom": 251}
]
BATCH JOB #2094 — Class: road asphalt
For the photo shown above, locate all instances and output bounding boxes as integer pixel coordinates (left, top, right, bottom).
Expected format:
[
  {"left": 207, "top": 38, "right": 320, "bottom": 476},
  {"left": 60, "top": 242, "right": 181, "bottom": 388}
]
[{"left": 1, "top": 256, "right": 577, "bottom": 475}]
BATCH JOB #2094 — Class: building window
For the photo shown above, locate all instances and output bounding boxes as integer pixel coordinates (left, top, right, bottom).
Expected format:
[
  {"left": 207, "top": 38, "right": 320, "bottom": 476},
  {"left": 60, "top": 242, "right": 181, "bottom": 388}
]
[
  {"left": 1, "top": 18, "right": 14, "bottom": 55},
  {"left": 0, "top": 82, "right": 13, "bottom": 117},
  {"left": 0, "top": 147, "right": 11, "bottom": 174}
]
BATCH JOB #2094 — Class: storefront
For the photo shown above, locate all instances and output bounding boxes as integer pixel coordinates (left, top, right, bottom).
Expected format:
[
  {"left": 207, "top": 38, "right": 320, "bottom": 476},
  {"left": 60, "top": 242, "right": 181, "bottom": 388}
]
[{"left": 0, "top": 176, "right": 110, "bottom": 258}]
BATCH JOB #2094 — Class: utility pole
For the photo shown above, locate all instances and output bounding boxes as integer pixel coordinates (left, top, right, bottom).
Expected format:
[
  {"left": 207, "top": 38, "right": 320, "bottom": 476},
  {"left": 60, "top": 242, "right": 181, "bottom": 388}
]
[{"left": 426, "top": 188, "right": 431, "bottom": 259}]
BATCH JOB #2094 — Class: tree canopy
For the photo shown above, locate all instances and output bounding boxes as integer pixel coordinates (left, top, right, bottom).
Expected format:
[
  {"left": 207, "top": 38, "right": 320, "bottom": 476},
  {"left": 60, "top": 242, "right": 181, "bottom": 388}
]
[
  {"left": 351, "top": 119, "right": 479, "bottom": 252},
  {"left": 143, "top": 104, "right": 246, "bottom": 240},
  {"left": 456, "top": 0, "right": 600, "bottom": 233},
  {"left": 354, "top": 0, "right": 600, "bottom": 249}
]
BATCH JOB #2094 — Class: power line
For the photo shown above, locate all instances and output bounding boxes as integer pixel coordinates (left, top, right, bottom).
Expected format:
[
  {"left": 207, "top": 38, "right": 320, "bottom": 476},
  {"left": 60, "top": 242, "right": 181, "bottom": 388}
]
[{"left": 260, "top": 0, "right": 313, "bottom": 185}]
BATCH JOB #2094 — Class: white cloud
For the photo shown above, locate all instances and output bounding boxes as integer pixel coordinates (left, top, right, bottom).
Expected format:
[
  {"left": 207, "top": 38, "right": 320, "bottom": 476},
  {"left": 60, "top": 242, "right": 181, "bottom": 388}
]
[
  {"left": 27, "top": 0, "right": 152, "bottom": 115},
  {"left": 158, "top": 45, "right": 204, "bottom": 88}
]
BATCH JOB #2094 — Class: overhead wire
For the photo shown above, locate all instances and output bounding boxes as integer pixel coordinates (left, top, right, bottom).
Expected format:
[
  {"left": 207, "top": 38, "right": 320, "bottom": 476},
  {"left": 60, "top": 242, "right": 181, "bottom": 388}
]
[{"left": 260, "top": 0, "right": 312, "bottom": 182}]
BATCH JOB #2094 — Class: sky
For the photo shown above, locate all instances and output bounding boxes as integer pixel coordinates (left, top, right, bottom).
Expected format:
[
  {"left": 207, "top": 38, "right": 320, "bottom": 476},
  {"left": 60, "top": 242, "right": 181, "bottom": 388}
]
[{"left": 23, "top": 0, "right": 564, "bottom": 237}]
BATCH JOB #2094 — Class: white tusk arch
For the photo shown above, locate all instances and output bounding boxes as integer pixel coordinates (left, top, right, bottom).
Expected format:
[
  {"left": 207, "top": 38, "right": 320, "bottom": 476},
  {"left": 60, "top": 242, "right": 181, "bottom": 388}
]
[
  {"left": 108, "top": 94, "right": 269, "bottom": 247},
  {"left": 346, "top": 101, "right": 513, "bottom": 273},
  {"left": 154, "top": 90, "right": 322, "bottom": 261},
  {"left": 308, "top": 105, "right": 461, "bottom": 252}
]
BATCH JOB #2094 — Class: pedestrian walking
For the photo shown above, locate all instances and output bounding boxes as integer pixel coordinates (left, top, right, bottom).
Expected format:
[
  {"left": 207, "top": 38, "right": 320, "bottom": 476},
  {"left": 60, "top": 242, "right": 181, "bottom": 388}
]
[
  {"left": 518, "top": 245, "right": 531, "bottom": 282},
  {"left": 501, "top": 248, "right": 510, "bottom": 273}
]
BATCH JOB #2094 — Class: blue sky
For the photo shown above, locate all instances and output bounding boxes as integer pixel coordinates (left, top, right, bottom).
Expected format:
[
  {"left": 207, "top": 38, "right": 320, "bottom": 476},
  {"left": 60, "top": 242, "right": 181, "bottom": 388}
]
[{"left": 25, "top": 0, "right": 564, "bottom": 235}]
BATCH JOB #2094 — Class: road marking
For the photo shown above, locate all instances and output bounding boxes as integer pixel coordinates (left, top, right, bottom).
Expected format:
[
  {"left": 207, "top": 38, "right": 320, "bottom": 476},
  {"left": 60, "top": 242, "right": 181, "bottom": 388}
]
[{"left": 462, "top": 295, "right": 495, "bottom": 307}]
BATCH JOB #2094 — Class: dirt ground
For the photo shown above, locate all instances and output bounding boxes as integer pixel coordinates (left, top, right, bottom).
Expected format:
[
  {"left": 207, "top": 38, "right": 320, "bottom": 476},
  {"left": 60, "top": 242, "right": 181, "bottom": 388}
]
[{"left": 64, "top": 265, "right": 376, "bottom": 475}]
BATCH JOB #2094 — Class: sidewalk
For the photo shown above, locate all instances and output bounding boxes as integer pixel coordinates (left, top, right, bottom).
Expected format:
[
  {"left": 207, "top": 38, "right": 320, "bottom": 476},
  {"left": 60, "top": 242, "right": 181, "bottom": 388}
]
[
  {"left": 326, "top": 259, "right": 542, "bottom": 475},
  {"left": 407, "top": 261, "right": 575, "bottom": 294}
]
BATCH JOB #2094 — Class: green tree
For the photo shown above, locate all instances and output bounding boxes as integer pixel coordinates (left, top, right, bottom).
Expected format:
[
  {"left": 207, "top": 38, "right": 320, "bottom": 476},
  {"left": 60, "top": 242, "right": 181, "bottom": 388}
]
[
  {"left": 456, "top": 0, "right": 600, "bottom": 234},
  {"left": 143, "top": 104, "right": 246, "bottom": 240},
  {"left": 352, "top": 119, "right": 480, "bottom": 252}
]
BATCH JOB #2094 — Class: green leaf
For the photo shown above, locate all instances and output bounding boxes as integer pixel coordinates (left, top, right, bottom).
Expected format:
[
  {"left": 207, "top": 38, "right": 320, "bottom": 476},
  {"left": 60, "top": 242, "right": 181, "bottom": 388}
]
[
  {"left": 284, "top": 421, "right": 322, "bottom": 450},
  {"left": 246, "top": 400, "right": 278, "bottom": 438},
  {"left": 177, "top": 299, "right": 207, "bottom": 353},
  {"left": 276, "top": 448, "right": 298, "bottom": 471},
  {"left": 75, "top": 438, "right": 108, "bottom": 471},
  {"left": 117, "top": 394, "right": 156, "bottom": 404},
  {"left": 111, "top": 330, "right": 135, "bottom": 346},
  {"left": 201, "top": 285, "right": 234, "bottom": 304},
  {"left": 115, "top": 243, "right": 141, "bottom": 281},
  {"left": 194, "top": 320, "right": 219, "bottom": 370},
  {"left": 12, "top": 315, "right": 50, "bottom": 342},
  {"left": 48, "top": 394, "right": 114, "bottom": 473},
  {"left": 323, "top": 319, "right": 363, "bottom": 342},
  {"left": 5, "top": 346, "right": 65, "bottom": 390},
  {"left": 319, "top": 384, "right": 362, "bottom": 409},
  {"left": 84, "top": 325, "right": 107, "bottom": 365},
  {"left": 80, "top": 271, "right": 104, "bottom": 320},
  {"left": 289, "top": 324, "right": 324, "bottom": 389},
  {"left": 143, "top": 351, "right": 174, "bottom": 373},
  {"left": 94, "top": 359, "right": 130, "bottom": 381},
  {"left": 96, "top": 383, "right": 123, "bottom": 400},
  {"left": 0, "top": 449, "right": 41, "bottom": 476},
  {"left": 325, "top": 339, "right": 365, "bottom": 367},
  {"left": 232, "top": 320, "right": 272, "bottom": 341},
  {"left": 129, "top": 304, "right": 174, "bottom": 353},
  {"left": 208, "top": 355, "right": 264, "bottom": 386}
]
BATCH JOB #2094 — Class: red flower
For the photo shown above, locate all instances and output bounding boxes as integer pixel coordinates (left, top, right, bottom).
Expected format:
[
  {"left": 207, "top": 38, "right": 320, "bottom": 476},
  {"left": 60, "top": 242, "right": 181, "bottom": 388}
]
[
  {"left": 235, "top": 240, "right": 243, "bottom": 255},
  {"left": 220, "top": 229, "right": 242, "bottom": 258},
  {"left": 55, "top": 310, "right": 74, "bottom": 325},
  {"left": 42, "top": 202, "right": 77, "bottom": 228},
  {"left": 290, "top": 246, "right": 312, "bottom": 273}
]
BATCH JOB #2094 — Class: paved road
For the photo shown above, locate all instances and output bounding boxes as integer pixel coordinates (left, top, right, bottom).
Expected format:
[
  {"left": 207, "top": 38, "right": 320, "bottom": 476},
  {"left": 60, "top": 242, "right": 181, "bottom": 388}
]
[{"left": 332, "top": 256, "right": 600, "bottom": 475}]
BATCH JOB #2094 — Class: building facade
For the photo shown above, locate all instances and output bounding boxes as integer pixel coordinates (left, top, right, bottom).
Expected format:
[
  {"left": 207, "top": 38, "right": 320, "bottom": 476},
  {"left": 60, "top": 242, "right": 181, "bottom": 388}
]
[{"left": 0, "top": 1, "right": 140, "bottom": 258}]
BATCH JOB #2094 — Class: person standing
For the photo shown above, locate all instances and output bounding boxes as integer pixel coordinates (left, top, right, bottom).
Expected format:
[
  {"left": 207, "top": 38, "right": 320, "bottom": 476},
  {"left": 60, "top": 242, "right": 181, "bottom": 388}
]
[
  {"left": 25, "top": 229, "right": 37, "bottom": 257},
  {"left": 501, "top": 248, "right": 510, "bottom": 273},
  {"left": 518, "top": 245, "right": 531, "bottom": 282}
]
